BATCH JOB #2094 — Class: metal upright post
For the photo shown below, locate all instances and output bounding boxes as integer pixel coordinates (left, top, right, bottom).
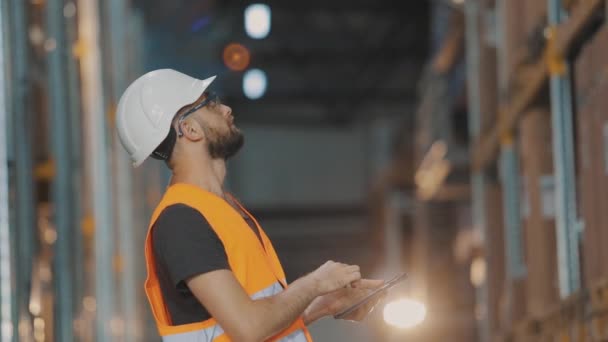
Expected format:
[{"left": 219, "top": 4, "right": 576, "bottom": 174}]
[
  {"left": 385, "top": 192, "right": 405, "bottom": 273},
  {"left": 0, "top": 1, "right": 14, "bottom": 341},
  {"left": 547, "top": 0, "right": 580, "bottom": 297},
  {"left": 8, "top": 0, "right": 35, "bottom": 340},
  {"left": 78, "top": 0, "right": 115, "bottom": 340},
  {"left": 64, "top": 0, "right": 85, "bottom": 319},
  {"left": 107, "top": 0, "right": 138, "bottom": 340},
  {"left": 464, "top": 1, "right": 489, "bottom": 340},
  {"left": 46, "top": 0, "right": 75, "bottom": 340},
  {"left": 499, "top": 139, "right": 526, "bottom": 280},
  {"left": 494, "top": 0, "right": 527, "bottom": 325}
]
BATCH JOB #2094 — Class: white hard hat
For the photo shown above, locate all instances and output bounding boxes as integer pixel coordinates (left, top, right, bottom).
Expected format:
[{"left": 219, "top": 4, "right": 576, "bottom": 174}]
[{"left": 116, "top": 69, "right": 216, "bottom": 167}]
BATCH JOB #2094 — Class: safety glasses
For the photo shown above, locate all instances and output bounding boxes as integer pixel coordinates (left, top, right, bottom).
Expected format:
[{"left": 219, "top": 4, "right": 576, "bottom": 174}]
[{"left": 176, "top": 92, "right": 220, "bottom": 137}]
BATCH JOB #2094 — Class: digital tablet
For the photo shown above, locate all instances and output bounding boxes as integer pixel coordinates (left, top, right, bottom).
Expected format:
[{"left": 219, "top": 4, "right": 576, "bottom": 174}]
[{"left": 333, "top": 272, "right": 408, "bottom": 319}]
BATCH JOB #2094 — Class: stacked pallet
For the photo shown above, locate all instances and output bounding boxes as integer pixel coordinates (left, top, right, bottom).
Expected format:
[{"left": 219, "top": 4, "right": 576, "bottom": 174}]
[
  {"left": 518, "top": 109, "right": 560, "bottom": 318},
  {"left": 575, "top": 22, "right": 608, "bottom": 287}
]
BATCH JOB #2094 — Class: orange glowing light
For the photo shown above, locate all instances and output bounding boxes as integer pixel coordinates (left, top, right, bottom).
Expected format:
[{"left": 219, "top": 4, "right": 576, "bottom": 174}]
[{"left": 223, "top": 43, "right": 251, "bottom": 71}]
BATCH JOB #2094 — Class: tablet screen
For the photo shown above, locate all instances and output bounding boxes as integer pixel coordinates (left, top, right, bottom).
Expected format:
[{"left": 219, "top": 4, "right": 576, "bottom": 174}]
[{"left": 333, "top": 272, "right": 408, "bottom": 319}]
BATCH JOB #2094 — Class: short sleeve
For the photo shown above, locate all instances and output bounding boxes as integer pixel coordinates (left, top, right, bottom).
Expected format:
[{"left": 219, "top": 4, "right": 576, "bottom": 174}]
[{"left": 152, "top": 204, "right": 230, "bottom": 290}]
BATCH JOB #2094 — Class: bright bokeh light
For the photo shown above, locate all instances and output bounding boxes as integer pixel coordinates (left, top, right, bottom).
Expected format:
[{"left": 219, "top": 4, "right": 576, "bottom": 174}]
[
  {"left": 243, "top": 69, "right": 267, "bottom": 100},
  {"left": 245, "top": 4, "right": 271, "bottom": 39},
  {"left": 223, "top": 43, "right": 251, "bottom": 71},
  {"left": 383, "top": 298, "right": 427, "bottom": 329},
  {"left": 470, "top": 256, "right": 487, "bottom": 288},
  {"left": 63, "top": 2, "right": 76, "bottom": 18}
]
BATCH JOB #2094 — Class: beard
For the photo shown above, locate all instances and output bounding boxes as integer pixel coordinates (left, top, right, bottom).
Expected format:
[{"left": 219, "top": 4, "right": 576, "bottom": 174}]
[{"left": 207, "top": 126, "right": 244, "bottom": 160}]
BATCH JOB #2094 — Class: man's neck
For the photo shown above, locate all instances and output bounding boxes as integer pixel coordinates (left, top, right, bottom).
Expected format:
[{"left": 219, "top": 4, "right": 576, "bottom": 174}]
[{"left": 170, "top": 158, "right": 227, "bottom": 198}]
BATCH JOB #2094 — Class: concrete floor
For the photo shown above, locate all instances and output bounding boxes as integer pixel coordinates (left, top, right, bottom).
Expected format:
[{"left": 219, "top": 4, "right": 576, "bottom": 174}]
[{"left": 308, "top": 317, "right": 375, "bottom": 342}]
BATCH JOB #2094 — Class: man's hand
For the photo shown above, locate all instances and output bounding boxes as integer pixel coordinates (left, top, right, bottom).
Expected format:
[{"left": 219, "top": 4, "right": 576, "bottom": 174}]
[
  {"left": 309, "top": 261, "right": 362, "bottom": 295},
  {"left": 303, "top": 279, "right": 385, "bottom": 324}
]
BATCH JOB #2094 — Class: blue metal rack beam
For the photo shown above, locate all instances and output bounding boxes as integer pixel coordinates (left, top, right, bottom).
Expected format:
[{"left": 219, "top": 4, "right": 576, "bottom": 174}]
[
  {"left": 8, "top": 0, "right": 36, "bottom": 340},
  {"left": 547, "top": 0, "right": 581, "bottom": 298},
  {"left": 0, "top": 1, "right": 14, "bottom": 341},
  {"left": 46, "top": 0, "right": 75, "bottom": 340}
]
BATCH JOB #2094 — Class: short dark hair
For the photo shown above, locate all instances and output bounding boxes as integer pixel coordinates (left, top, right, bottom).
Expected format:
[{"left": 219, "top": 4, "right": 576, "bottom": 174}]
[
  {"left": 150, "top": 128, "right": 177, "bottom": 162},
  {"left": 150, "top": 93, "right": 210, "bottom": 166}
]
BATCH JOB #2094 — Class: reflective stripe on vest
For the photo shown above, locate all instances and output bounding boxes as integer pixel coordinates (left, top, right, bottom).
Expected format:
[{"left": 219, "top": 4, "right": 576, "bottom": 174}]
[
  {"left": 145, "top": 184, "right": 313, "bottom": 342},
  {"left": 161, "top": 281, "right": 308, "bottom": 342},
  {"left": 162, "top": 328, "right": 308, "bottom": 342}
]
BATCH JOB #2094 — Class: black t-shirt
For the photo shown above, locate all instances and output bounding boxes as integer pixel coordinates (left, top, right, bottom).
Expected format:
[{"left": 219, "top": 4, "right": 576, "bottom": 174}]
[{"left": 151, "top": 203, "right": 262, "bottom": 325}]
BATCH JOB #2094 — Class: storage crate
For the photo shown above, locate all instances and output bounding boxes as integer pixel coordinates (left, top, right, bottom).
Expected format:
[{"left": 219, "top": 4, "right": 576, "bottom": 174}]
[
  {"left": 576, "top": 89, "right": 603, "bottom": 285},
  {"left": 574, "top": 38, "right": 593, "bottom": 108},
  {"left": 485, "top": 184, "right": 507, "bottom": 333},
  {"left": 519, "top": 109, "right": 560, "bottom": 317},
  {"left": 522, "top": 0, "right": 547, "bottom": 40},
  {"left": 595, "top": 78, "right": 608, "bottom": 278},
  {"left": 589, "top": 24, "right": 608, "bottom": 90}
]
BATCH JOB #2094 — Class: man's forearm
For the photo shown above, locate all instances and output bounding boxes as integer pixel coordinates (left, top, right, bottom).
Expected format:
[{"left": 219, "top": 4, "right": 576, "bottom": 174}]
[
  {"left": 188, "top": 262, "right": 360, "bottom": 341},
  {"left": 244, "top": 275, "right": 320, "bottom": 341}
]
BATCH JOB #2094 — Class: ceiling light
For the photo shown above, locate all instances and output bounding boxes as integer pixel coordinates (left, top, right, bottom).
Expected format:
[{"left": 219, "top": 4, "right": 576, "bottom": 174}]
[
  {"left": 245, "top": 4, "right": 271, "bottom": 39},
  {"left": 243, "top": 69, "right": 267, "bottom": 100}
]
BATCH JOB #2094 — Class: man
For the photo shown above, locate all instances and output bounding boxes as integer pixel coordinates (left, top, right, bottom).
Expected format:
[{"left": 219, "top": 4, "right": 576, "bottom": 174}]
[{"left": 116, "top": 69, "right": 384, "bottom": 342}]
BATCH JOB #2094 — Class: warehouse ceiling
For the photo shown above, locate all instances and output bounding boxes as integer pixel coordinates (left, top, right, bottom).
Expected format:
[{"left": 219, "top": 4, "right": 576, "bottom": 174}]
[{"left": 135, "top": 0, "right": 430, "bottom": 126}]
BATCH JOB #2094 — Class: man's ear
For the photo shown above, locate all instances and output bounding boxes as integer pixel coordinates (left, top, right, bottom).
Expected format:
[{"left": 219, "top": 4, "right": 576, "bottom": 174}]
[{"left": 180, "top": 119, "right": 205, "bottom": 141}]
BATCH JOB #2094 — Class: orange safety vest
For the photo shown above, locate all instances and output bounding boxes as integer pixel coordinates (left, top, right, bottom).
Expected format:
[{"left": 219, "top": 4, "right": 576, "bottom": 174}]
[{"left": 144, "top": 183, "right": 314, "bottom": 342}]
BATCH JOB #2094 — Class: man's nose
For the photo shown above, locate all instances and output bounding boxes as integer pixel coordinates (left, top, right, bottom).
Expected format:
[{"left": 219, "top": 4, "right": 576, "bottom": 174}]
[{"left": 222, "top": 104, "right": 232, "bottom": 117}]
